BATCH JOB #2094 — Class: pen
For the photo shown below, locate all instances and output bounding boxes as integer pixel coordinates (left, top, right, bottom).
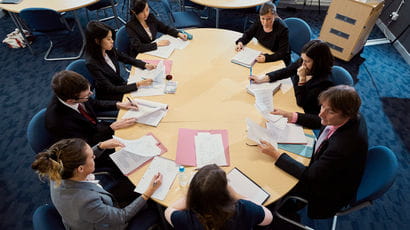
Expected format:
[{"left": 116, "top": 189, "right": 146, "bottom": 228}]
[
  {"left": 249, "top": 67, "right": 253, "bottom": 85},
  {"left": 127, "top": 96, "right": 138, "bottom": 107}
]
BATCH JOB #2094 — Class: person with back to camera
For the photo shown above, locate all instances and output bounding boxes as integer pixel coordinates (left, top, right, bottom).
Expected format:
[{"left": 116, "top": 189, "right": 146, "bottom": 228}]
[
  {"left": 164, "top": 164, "right": 273, "bottom": 229},
  {"left": 235, "top": 2, "right": 291, "bottom": 66},
  {"left": 257, "top": 85, "right": 368, "bottom": 225},
  {"left": 85, "top": 21, "right": 155, "bottom": 101},
  {"left": 126, "top": 0, "right": 188, "bottom": 57},
  {"left": 31, "top": 138, "right": 163, "bottom": 230},
  {"left": 250, "top": 39, "right": 335, "bottom": 115}
]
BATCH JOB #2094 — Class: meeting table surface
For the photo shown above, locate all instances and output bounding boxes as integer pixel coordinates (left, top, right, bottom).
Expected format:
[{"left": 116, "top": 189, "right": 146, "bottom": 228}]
[{"left": 115, "top": 28, "right": 310, "bottom": 207}]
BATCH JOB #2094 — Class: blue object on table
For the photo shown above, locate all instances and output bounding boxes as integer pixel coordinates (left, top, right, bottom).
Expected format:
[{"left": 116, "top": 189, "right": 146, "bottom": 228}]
[
  {"left": 278, "top": 134, "right": 315, "bottom": 158},
  {"left": 178, "top": 29, "right": 193, "bottom": 40}
]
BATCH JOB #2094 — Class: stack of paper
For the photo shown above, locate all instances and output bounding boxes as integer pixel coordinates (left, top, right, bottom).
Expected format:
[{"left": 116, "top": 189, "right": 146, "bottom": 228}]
[
  {"left": 247, "top": 81, "right": 281, "bottom": 97},
  {"left": 110, "top": 134, "right": 167, "bottom": 175},
  {"left": 134, "top": 156, "right": 179, "bottom": 200},
  {"left": 122, "top": 98, "right": 168, "bottom": 127},
  {"left": 227, "top": 168, "right": 270, "bottom": 205},
  {"left": 144, "top": 35, "right": 190, "bottom": 58},
  {"left": 266, "top": 122, "right": 307, "bottom": 144},
  {"left": 231, "top": 47, "right": 261, "bottom": 68},
  {"left": 176, "top": 129, "right": 230, "bottom": 167},
  {"left": 129, "top": 60, "right": 168, "bottom": 97},
  {"left": 246, "top": 118, "right": 278, "bottom": 149}
]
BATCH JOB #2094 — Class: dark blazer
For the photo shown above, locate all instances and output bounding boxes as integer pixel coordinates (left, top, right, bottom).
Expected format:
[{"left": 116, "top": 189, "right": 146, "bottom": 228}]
[
  {"left": 86, "top": 48, "right": 146, "bottom": 101},
  {"left": 126, "top": 13, "right": 179, "bottom": 57},
  {"left": 236, "top": 18, "right": 291, "bottom": 65},
  {"left": 50, "top": 179, "right": 147, "bottom": 230},
  {"left": 267, "top": 60, "right": 334, "bottom": 114},
  {"left": 45, "top": 96, "right": 117, "bottom": 146},
  {"left": 275, "top": 114, "right": 368, "bottom": 218}
]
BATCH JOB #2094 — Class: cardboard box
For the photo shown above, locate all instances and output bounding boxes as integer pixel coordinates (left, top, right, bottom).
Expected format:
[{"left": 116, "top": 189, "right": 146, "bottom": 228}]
[{"left": 319, "top": 0, "right": 384, "bottom": 61}]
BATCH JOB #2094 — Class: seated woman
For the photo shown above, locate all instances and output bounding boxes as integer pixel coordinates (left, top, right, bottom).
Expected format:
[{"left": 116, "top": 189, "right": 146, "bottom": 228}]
[
  {"left": 235, "top": 2, "right": 290, "bottom": 65},
  {"left": 32, "top": 138, "right": 163, "bottom": 230},
  {"left": 259, "top": 85, "right": 368, "bottom": 220},
  {"left": 126, "top": 0, "right": 188, "bottom": 57},
  {"left": 250, "top": 39, "right": 334, "bottom": 115},
  {"left": 85, "top": 21, "right": 155, "bottom": 101},
  {"left": 164, "top": 164, "right": 272, "bottom": 229}
]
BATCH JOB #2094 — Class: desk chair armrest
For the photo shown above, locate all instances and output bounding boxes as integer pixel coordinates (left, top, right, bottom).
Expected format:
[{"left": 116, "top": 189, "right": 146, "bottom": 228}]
[
  {"left": 275, "top": 196, "right": 314, "bottom": 230},
  {"left": 335, "top": 200, "right": 373, "bottom": 216}
]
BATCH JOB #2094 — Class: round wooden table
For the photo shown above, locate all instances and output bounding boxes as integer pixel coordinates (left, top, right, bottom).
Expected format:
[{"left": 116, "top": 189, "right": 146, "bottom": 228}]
[{"left": 116, "top": 28, "right": 309, "bottom": 206}]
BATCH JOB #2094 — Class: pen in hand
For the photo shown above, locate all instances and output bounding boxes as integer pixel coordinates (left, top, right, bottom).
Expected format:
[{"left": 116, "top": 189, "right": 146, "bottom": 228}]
[{"left": 127, "top": 96, "right": 138, "bottom": 109}]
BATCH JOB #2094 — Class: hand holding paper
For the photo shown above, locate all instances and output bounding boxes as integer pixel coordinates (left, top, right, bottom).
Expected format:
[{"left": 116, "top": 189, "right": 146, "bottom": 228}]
[{"left": 259, "top": 140, "right": 281, "bottom": 160}]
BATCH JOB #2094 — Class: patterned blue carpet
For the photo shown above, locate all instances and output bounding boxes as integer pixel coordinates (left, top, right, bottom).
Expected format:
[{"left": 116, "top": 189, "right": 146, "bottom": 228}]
[{"left": 0, "top": 1, "right": 409, "bottom": 229}]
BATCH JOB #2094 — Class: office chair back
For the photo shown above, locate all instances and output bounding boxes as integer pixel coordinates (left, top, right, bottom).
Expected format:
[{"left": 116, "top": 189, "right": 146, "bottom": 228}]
[
  {"left": 284, "top": 17, "right": 312, "bottom": 55},
  {"left": 115, "top": 26, "right": 130, "bottom": 54},
  {"left": 33, "top": 204, "right": 65, "bottom": 230},
  {"left": 160, "top": 0, "right": 203, "bottom": 28},
  {"left": 66, "top": 59, "right": 96, "bottom": 90},
  {"left": 330, "top": 66, "right": 354, "bottom": 86},
  {"left": 27, "top": 108, "right": 53, "bottom": 154},
  {"left": 20, "top": 8, "right": 69, "bottom": 32}
]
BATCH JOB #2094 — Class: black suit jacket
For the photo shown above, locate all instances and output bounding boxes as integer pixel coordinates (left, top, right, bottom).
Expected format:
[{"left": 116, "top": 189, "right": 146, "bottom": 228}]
[
  {"left": 126, "top": 13, "right": 179, "bottom": 57},
  {"left": 45, "top": 96, "right": 117, "bottom": 146},
  {"left": 267, "top": 60, "right": 334, "bottom": 114},
  {"left": 86, "top": 48, "right": 146, "bottom": 101},
  {"left": 275, "top": 114, "right": 368, "bottom": 218}
]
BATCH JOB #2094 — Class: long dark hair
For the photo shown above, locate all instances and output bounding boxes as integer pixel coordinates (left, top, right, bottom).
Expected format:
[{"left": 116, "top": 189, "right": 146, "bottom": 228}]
[
  {"left": 130, "top": 0, "right": 147, "bottom": 15},
  {"left": 85, "top": 21, "right": 115, "bottom": 62},
  {"left": 186, "top": 164, "right": 236, "bottom": 230},
  {"left": 300, "top": 39, "right": 334, "bottom": 79},
  {"left": 31, "top": 138, "right": 88, "bottom": 186}
]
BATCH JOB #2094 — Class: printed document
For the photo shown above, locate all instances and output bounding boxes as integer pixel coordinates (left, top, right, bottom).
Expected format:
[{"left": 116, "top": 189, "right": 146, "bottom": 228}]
[
  {"left": 109, "top": 149, "right": 152, "bottom": 175},
  {"left": 194, "top": 132, "right": 227, "bottom": 167},
  {"left": 143, "top": 35, "right": 189, "bottom": 58},
  {"left": 113, "top": 135, "right": 162, "bottom": 156},
  {"left": 254, "top": 88, "right": 274, "bottom": 113},
  {"left": 246, "top": 118, "right": 278, "bottom": 149},
  {"left": 266, "top": 122, "right": 307, "bottom": 144},
  {"left": 231, "top": 47, "right": 261, "bottom": 68},
  {"left": 122, "top": 98, "right": 168, "bottom": 126},
  {"left": 247, "top": 80, "right": 281, "bottom": 97},
  {"left": 129, "top": 61, "right": 167, "bottom": 97},
  {"left": 134, "top": 157, "right": 179, "bottom": 200},
  {"left": 227, "top": 168, "right": 270, "bottom": 205}
]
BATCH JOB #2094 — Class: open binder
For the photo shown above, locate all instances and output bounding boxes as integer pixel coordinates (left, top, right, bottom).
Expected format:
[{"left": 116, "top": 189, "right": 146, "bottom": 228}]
[{"left": 122, "top": 98, "right": 168, "bottom": 127}]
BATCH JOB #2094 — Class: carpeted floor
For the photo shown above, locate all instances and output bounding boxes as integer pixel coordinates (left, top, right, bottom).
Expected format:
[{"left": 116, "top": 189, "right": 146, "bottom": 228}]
[{"left": 0, "top": 1, "right": 409, "bottom": 229}]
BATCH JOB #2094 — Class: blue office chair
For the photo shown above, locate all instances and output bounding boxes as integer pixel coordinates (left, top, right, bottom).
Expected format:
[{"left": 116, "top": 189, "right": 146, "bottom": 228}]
[
  {"left": 115, "top": 26, "right": 130, "bottom": 55},
  {"left": 330, "top": 66, "right": 354, "bottom": 86},
  {"left": 275, "top": 146, "right": 399, "bottom": 230},
  {"left": 33, "top": 204, "right": 65, "bottom": 230},
  {"left": 27, "top": 108, "right": 53, "bottom": 154},
  {"left": 284, "top": 17, "right": 312, "bottom": 61},
  {"left": 86, "top": 0, "right": 125, "bottom": 29},
  {"left": 160, "top": 0, "right": 204, "bottom": 29},
  {"left": 19, "top": 8, "right": 83, "bottom": 61},
  {"left": 66, "top": 60, "right": 118, "bottom": 119}
]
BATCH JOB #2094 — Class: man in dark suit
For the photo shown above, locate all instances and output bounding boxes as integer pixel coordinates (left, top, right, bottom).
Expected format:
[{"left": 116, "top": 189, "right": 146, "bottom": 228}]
[
  {"left": 259, "top": 85, "right": 368, "bottom": 220},
  {"left": 46, "top": 70, "right": 138, "bottom": 147}
]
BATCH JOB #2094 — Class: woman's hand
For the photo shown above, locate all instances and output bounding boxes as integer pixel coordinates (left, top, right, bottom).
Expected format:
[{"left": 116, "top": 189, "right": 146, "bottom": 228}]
[
  {"left": 178, "top": 32, "right": 188, "bottom": 41},
  {"left": 136, "top": 79, "right": 153, "bottom": 87},
  {"left": 99, "top": 139, "right": 125, "bottom": 149},
  {"left": 256, "top": 54, "right": 266, "bottom": 63},
  {"left": 110, "top": 118, "right": 137, "bottom": 130},
  {"left": 157, "top": 40, "right": 170, "bottom": 46},
  {"left": 145, "top": 63, "right": 157, "bottom": 70},
  {"left": 258, "top": 140, "right": 281, "bottom": 160},
  {"left": 144, "top": 173, "right": 163, "bottom": 198},
  {"left": 249, "top": 75, "right": 270, "bottom": 84},
  {"left": 297, "top": 66, "right": 308, "bottom": 84},
  {"left": 271, "top": 108, "right": 293, "bottom": 121},
  {"left": 117, "top": 101, "right": 138, "bottom": 110},
  {"left": 235, "top": 42, "right": 244, "bottom": 52}
]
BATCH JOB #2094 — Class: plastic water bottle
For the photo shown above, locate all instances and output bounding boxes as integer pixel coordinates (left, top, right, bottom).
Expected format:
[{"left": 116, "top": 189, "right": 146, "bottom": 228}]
[{"left": 178, "top": 166, "right": 189, "bottom": 187}]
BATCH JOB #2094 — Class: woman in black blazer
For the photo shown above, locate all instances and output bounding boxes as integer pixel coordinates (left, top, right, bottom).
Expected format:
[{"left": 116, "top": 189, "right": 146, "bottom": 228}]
[
  {"left": 85, "top": 21, "right": 155, "bottom": 101},
  {"left": 250, "top": 39, "right": 334, "bottom": 115},
  {"left": 126, "top": 0, "right": 188, "bottom": 57}
]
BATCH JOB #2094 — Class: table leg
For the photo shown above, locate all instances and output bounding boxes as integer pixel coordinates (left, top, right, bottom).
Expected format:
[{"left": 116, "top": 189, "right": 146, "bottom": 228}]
[
  {"left": 110, "top": 0, "right": 126, "bottom": 29},
  {"left": 215, "top": 8, "right": 220, "bottom": 28},
  {"left": 9, "top": 11, "right": 34, "bottom": 54},
  {"left": 73, "top": 10, "right": 85, "bottom": 58}
]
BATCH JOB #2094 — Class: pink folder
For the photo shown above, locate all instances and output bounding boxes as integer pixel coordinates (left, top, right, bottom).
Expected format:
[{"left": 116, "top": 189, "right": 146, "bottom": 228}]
[
  {"left": 175, "top": 128, "right": 230, "bottom": 167},
  {"left": 143, "top": 59, "right": 173, "bottom": 75}
]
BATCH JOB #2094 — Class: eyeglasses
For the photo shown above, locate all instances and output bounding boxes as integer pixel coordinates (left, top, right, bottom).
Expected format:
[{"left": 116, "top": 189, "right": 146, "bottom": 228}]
[{"left": 76, "top": 90, "right": 93, "bottom": 100}]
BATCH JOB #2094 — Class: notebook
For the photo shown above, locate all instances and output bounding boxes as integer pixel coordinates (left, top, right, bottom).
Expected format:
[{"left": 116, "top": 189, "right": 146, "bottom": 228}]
[{"left": 231, "top": 47, "right": 261, "bottom": 68}]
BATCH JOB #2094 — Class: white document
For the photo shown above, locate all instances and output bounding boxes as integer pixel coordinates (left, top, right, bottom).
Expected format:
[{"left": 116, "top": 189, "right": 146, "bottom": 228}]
[
  {"left": 227, "top": 168, "right": 270, "bottom": 205},
  {"left": 194, "top": 132, "right": 227, "bottom": 167},
  {"left": 134, "top": 157, "right": 179, "bottom": 200},
  {"left": 122, "top": 98, "right": 168, "bottom": 126},
  {"left": 161, "top": 34, "right": 190, "bottom": 50},
  {"left": 109, "top": 149, "right": 152, "bottom": 175},
  {"left": 144, "top": 44, "right": 174, "bottom": 59},
  {"left": 113, "top": 135, "right": 161, "bottom": 157},
  {"left": 129, "top": 61, "right": 167, "bottom": 97},
  {"left": 277, "top": 78, "right": 293, "bottom": 93},
  {"left": 266, "top": 122, "right": 307, "bottom": 144},
  {"left": 142, "top": 35, "right": 189, "bottom": 58},
  {"left": 254, "top": 88, "right": 274, "bottom": 113},
  {"left": 231, "top": 47, "right": 261, "bottom": 68},
  {"left": 247, "top": 81, "right": 281, "bottom": 97},
  {"left": 246, "top": 118, "right": 278, "bottom": 149}
]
